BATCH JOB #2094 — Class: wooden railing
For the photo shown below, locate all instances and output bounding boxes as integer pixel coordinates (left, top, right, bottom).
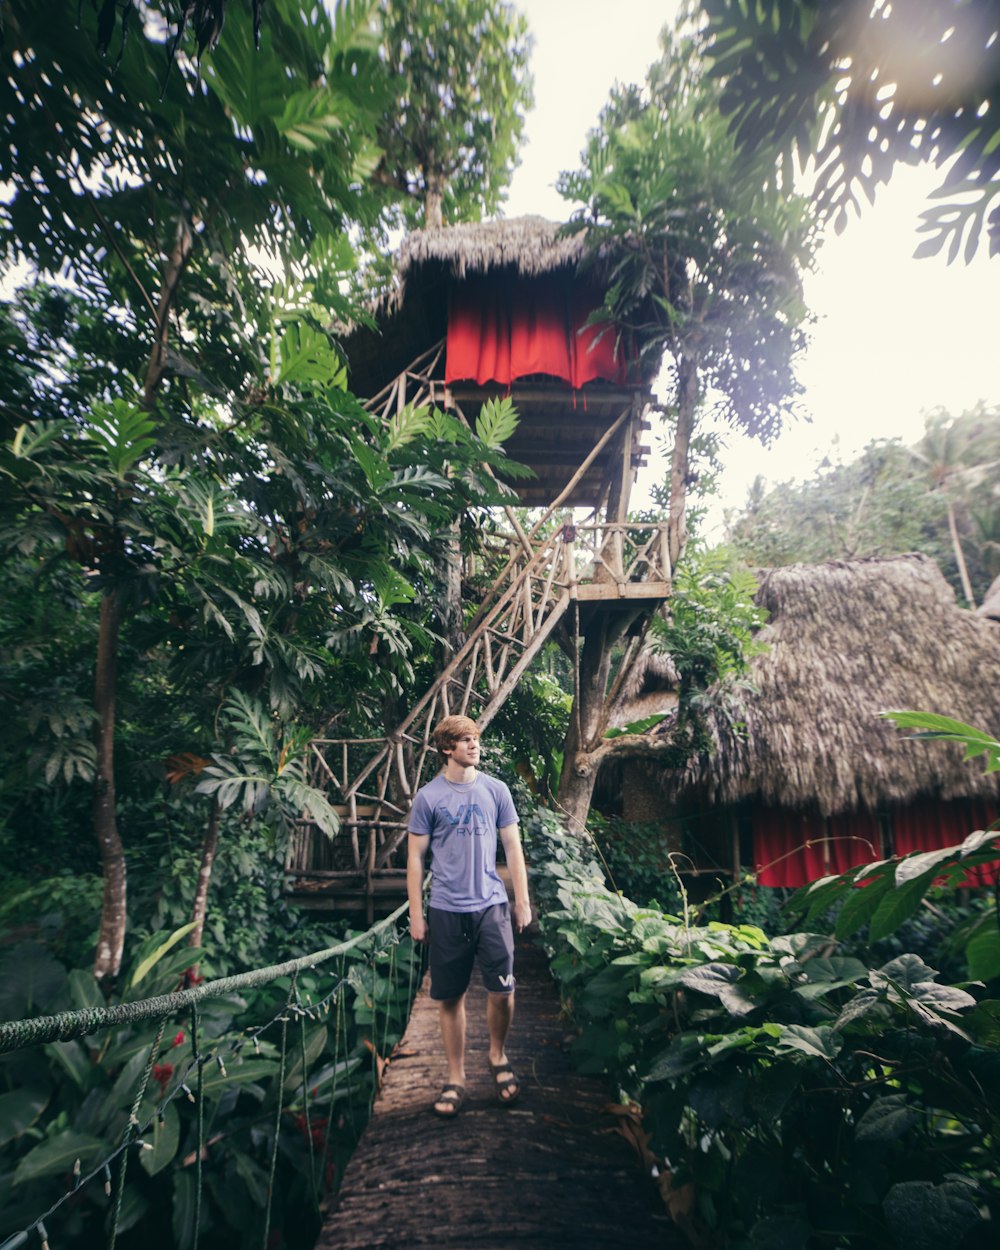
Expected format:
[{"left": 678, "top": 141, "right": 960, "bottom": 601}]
[{"left": 287, "top": 520, "right": 671, "bottom": 913}]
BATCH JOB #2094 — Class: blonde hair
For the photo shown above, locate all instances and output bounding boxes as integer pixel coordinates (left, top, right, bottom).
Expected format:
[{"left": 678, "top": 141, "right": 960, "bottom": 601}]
[{"left": 433, "top": 715, "right": 480, "bottom": 761}]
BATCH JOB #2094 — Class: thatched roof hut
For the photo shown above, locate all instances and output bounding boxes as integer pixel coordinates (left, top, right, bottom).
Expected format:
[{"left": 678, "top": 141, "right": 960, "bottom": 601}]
[
  {"left": 342, "top": 217, "right": 657, "bottom": 508},
  {"left": 618, "top": 554, "right": 1000, "bottom": 887}
]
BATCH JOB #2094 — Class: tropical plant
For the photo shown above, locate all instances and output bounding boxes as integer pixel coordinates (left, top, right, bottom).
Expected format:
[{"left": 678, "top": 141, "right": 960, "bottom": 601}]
[
  {"left": 551, "top": 23, "right": 817, "bottom": 832},
  {"left": 373, "top": 0, "right": 534, "bottom": 231},
  {"left": 526, "top": 807, "right": 1000, "bottom": 1249},
  {"left": 0, "top": 919, "right": 421, "bottom": 1250},
  {"left": 726, "top": 406, "right": 1000, "bottom": 606},
  {"left": 700, "top": 0, "right": 1000, "bottom": 260}
]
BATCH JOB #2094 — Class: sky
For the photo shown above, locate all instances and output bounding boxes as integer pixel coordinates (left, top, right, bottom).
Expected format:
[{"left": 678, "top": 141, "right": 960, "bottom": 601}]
[{"left": 506, "top": 0, "right": 1000, "bottom": 529}]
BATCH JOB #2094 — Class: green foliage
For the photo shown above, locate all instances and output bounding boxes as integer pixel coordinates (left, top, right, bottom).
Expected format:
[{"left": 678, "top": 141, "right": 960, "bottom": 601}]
[
  {"left": 373, "top": 0, "right": 533, "bottom": 231},
  {"left": 882, "top": 710, "right": 1000, "bottom": 773},
  {"left": 194, "top": 691, "right": 341, "bottom": 842},
  {"left": 726, "top": 407, "right": 1000, "bottom": 605},
  {"left": 526, "top": 808, "right": 999, "bottom": 1246},
  {"left": 650, "top": 546, "right": 766, "bottom": 716},
  {"left": 560, "top": 30, "right": 817, "bottom": 442},
  {"left": 0, "top": 924, "right": 423, "bottom": 1249},
  {"left": 700, "top": 0, "right": 1000, "bottom": 259}
]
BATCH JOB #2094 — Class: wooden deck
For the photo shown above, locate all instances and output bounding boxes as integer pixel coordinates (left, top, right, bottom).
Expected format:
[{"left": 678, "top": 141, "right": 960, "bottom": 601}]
[{"left": 316, "top": 925, "right": 676, "bottom": 1250}]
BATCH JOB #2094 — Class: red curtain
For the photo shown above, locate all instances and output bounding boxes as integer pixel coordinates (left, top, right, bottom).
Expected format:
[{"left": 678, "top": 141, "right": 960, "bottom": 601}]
[
  {"left": 891, "top": 799, "right": 999, "bottom": 887},
  {"left": 753, "top": 807, "right": 883, "bottom": 888},
  {"left": 445, "top": 276, "right": 627, "bottom": 388}
]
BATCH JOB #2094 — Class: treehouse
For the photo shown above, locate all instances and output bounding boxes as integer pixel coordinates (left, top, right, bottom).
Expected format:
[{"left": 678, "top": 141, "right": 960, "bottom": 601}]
[{"left": 287, "top": 217, "right": 672, "bottom": 916}]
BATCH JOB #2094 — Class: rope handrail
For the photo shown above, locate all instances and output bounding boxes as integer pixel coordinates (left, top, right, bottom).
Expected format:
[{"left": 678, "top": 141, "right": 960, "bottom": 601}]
[
  {"left": 0, "top": 894, "right": 411, "bottom": 1054},
  {"left": 0, "top": 891, "right": 424, "bottom": 1250}
]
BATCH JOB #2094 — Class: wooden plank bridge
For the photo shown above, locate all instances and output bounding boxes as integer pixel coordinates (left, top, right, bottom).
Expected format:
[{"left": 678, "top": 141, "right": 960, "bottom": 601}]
[{"left": 316, "top": 922, "right": 678, "bottom": 1250}]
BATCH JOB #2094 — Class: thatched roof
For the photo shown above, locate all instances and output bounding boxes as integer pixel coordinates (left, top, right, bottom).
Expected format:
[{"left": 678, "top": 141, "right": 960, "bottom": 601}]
[
  {"left": 391, "top": 216, "right": 588, "bottom": 300},
  {"left": 978, "top": 573, "right": 1000, "bottom": 623},
  {"left": 660, "top": 554, "right": 1000, "bottom": 814},
  {"left": 608, "top": 650, "right": 679, "bottom": 729}
]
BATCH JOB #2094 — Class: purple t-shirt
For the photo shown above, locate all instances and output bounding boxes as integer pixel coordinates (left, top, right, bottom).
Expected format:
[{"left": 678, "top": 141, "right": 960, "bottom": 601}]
[{"left": 408, "top": 772, "right": 518, "bottom": 912}]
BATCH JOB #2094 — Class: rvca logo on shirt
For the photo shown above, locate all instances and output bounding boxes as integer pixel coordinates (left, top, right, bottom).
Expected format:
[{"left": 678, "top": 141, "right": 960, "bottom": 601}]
[{"left": 439, "top": 801, "right": 488, "bottom": 835}]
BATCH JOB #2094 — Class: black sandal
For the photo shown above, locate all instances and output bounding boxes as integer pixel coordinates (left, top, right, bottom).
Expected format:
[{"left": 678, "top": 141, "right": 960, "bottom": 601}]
[
  {"left": 489, "top": 1061, "right": 521, "bottom": 1106},
  {"left": 432, "top": 1083, "right": 465, "bottom": 1117}
]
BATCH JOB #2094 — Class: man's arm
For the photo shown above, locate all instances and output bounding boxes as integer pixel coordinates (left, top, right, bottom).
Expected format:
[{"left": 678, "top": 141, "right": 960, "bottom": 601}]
[
  {"left": 407, "top": 832, "right": 430, "bottom": 942},
  {"left": 499, "top": 823, "right": 531, "bottom": 933}
]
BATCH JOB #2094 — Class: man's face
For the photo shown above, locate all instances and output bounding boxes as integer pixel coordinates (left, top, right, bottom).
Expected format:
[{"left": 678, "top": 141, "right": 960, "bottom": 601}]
[{"left": 447, "top": 732, "right": 480, "bottom": 768}]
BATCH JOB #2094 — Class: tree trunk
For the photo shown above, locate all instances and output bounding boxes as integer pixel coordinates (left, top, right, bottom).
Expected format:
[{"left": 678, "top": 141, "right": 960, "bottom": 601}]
[
  {"left": 424, "top": 172, "right": 445, "bottom": 230},
  {"left": 667, "top": 352, "right": 699, "bottom": 570},
  {"left": 93, "top": 590, "right": 127, "bottom": 982},
  {"left": 442, "top": 518, "right": 464, "bottom": 660},
  {"left": 187, "top": 799, "right": 221, "bottom": 978},
  {"left": 142, "top": 213, "right": 194, "bottom": 407},
  {"left": 947, "top": 498, "right": 977, "bottom": 607},
  {"left": 556, "top": 611, "right": 641, "bottom": 832}
]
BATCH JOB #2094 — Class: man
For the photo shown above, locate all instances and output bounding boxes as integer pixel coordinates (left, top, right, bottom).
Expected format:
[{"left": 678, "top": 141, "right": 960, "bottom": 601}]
[{"left": 407, "top": 714, "right": 532, "bottom": 1117}]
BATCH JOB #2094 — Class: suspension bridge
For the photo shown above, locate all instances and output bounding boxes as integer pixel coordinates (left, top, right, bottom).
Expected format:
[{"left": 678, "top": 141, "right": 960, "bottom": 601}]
[{"left": 0, "top": 877, "right": 678, "bottom": 1250}]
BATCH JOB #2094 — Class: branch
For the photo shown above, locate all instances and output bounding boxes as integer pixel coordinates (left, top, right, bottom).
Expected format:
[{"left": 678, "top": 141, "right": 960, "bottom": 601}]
[{"left": 576, "top": 730, "right": 684, "bottom": 774}]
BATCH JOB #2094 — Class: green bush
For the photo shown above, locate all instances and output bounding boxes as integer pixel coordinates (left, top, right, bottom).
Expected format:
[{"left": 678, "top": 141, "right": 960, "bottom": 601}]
[
  {"left": 526, "top": 809, "right": 1000, "bottom": 1250},
  {"left": 0, "top": 920, "right": 423, "bottom": 1250}
]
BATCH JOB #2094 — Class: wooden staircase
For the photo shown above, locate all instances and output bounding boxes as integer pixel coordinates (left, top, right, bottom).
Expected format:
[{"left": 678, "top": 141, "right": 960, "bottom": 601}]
[{"left": 286, "top": 515, "right": 672, "bottom": 917}]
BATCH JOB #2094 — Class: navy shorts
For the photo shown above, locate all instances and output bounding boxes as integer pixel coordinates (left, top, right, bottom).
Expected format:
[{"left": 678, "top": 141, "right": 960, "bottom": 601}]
[{"left": 427, "top": 903, "right": 516, "bottom": 1001}]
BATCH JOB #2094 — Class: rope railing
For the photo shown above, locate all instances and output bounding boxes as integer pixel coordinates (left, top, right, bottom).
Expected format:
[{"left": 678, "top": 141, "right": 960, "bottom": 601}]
[{"left": 0, "top": 895, "right": 423, "bottom": 1250}]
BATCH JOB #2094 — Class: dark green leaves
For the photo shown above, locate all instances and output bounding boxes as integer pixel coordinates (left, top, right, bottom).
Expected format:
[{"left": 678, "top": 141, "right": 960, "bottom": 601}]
[{"left": 882, "top": 1180, "right": 982, "bottom": 1250}]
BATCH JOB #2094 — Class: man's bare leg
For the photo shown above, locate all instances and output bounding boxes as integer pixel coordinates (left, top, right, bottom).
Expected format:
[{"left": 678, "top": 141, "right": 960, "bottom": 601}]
[
  {"left": 435, "top": 994, "right": 467, "bottom": 1113},
  {"left": 487, "top": 991, "right": 520, "bottom": 1102}
]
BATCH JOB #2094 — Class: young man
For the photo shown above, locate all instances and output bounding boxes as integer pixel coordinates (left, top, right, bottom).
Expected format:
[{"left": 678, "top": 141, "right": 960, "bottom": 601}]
[{"left": 406, "top": 714, "right": 531, "bottom": 1117}]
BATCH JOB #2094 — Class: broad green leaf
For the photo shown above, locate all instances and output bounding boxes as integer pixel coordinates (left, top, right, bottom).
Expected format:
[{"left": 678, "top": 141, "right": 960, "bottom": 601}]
[
  {"left": 0, "top": 941, "right": 69, "bottom": 1018},
  {"left": 679, "top": 962, "right": 742, "bottom": 998},
  {"left": 14, "top": 1129, "right": 105, "bottom": 1184},
  {"left": 855, "top": 1094, "right": 920, "bottom": 1143},
  {"left": 231, "top": 1146, "right": 270, "bottom": 1206},
  {"left": 173, "top": 1169, "right": 198, "bottom": 1250},
  {"left": 834, "top": 874, "right": 892, "bottom": 939},
  {"left": 835, "top": 990, "right": 883, "bottom": 1030},
  {"left": 965, "top": 926, "right": 1000, "bottom": 981},
  {"left": 114, "top": 1181, "right": 149, "bottom": 1234},
  {"left": 868, "top": 874, "right": 934, "bottom": 943},
  {"left": 875, "top": 953, "right": 938, "bottom": 991},
  {"left": 0, "top": 1088, "right": 49, "bottom": 1148},
  {"left": 908, "top": 982, "right": 976, "bottom": 1015},
  {"left": 798, "top": 956, "right": 868, "bottom": 987},
  {"left": 894, "top": 845, "right": 963, "bottom": 885},
  {"left": 129, "top": 923, "right": 198, "bottom": 990},
  {"left": 965, "top": 999, "right": 1000, "bottom": 1046},
  {"left": 882, "top": 710, "right": 1000, "bottom": 770},
  {"left": 475, "top": 396, "right": 519, "bottom": 448},
  {"left": 67, "top": 967, "right": 104, "bottom": 1012},
  {"left": 139, "top": 1100, "right": 180, "bottom": 1177},
  {"left": 283, "top": 1023, "right": 329, "bottom": 1092},
  {"left": 44, "top": 1040, "right": 90, "bottom": 1089},
  {"left": 960, "top": 828, "right": 1000, "bottom": 856},
  {"left": 385, "top": 402, "right": 433, "bottom": 453},
  {"left": 86, "top": 398, "right": 158, "bottom": 478},
  {"left": 882, "top": 1180, "right": 982, "bottom": 1250},
  {"left": 773, "top": 1024, "right": 841, "bottom": 1060},
  {"left": 198, "top": 1058, "right": 278, "bottom": 1096}
]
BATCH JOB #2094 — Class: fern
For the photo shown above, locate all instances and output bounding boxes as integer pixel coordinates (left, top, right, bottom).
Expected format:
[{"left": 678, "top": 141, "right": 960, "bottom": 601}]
[{"left": 475, "top": 396, "right": 519, "bottom": 448}]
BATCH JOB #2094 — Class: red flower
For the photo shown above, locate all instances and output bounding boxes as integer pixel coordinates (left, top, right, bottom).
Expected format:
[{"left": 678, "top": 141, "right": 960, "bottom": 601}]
[
  {"left": 292, "top": 1111, "right": 328, "bottom": 1149},
  {"left": 152, "top": 1063, "right": 174, "bottom": 1095},
  {"left": 171, "top": 1031, "right": 186, "bottom": 1048}
]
